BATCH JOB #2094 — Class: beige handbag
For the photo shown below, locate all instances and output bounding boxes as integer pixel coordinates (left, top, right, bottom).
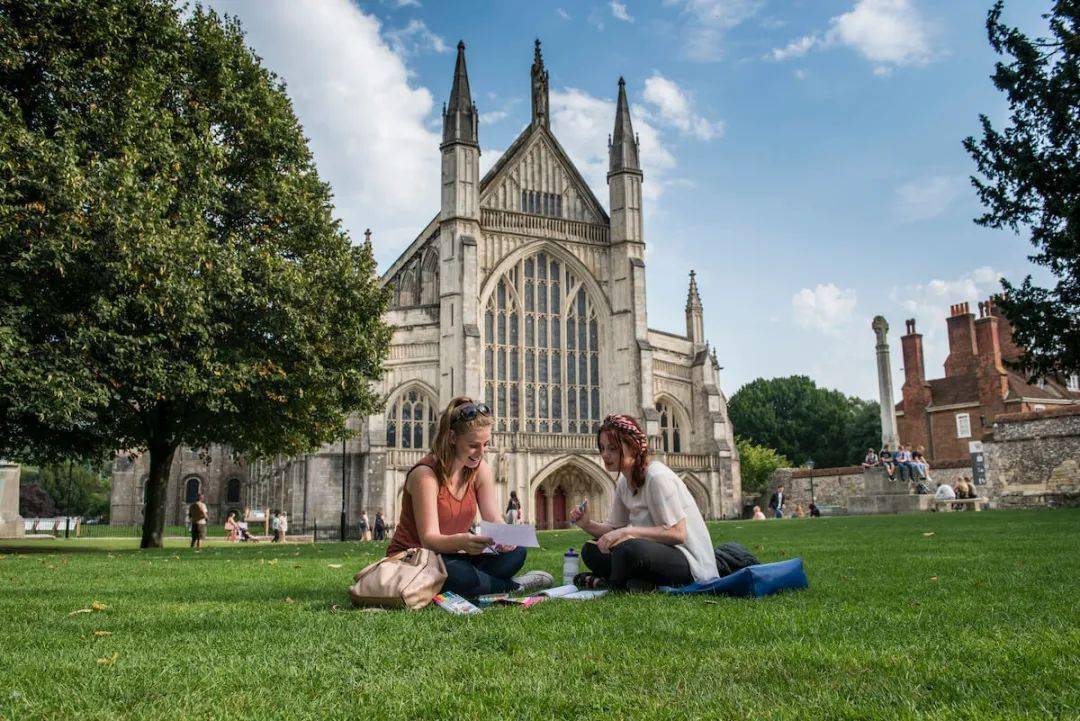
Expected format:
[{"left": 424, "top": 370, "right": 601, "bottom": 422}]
[{"left": 348, "top": 548, "right": 447, "bottom": 610}]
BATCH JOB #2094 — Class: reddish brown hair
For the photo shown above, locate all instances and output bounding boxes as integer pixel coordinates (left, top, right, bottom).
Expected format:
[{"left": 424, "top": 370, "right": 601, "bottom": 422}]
[{"left": 597, "top": 414, "right": 650, "bottom": 494}]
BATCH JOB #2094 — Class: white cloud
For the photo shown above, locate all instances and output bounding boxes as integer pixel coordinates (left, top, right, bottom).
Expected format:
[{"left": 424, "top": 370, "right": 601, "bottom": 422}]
[
  {"left": 768, "top": 33, "right": 819, "bottom": 61},
  {"left": 385, "top": 18, "right": 449, "bottom": 56},
  {"left": 201, "top": 0, "right": 441, "bottom": 264},
  {"left": 668, "top": 0, "right": 764, "bottom": 62},
  {"left": 610, "top": 0, "right": 634, "bottom": 22},
  {"left": 894, "top": 175, "right": 967, "bottom": 222},
  {"left": 792, "top": 283, "right": 858, "bottom": 335},
  {"left": 480, "top": 110, "right": 509, "bottom": 125},
  {"left": 793, "top": 68, "right": 808, "bottom": 80},
  {"left": 388, "top": 0, "right": 421, "bottom": 7},
  {"left": 556, "top": 8, "right": 571, "bottom": 20},
  {"left": 641, "top": 73, "right": 724, "bottom": 141},
  {"left": 890, "top": 266, "right": 1006, "bottom": 377},
  {"left": 550, "top": 87, "right": 676, "bottom": 204},
  {"left": 769, "top": 0, "right": 935, "bottom": 73},
  {"left": 829, "top": 0, "right": 934, "bottom": 72}
]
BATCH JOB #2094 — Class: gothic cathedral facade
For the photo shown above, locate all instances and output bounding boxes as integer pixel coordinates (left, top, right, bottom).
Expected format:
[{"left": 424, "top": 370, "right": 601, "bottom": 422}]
[{"left": 109, "top": 42, "right": 741, "bottom": 530}]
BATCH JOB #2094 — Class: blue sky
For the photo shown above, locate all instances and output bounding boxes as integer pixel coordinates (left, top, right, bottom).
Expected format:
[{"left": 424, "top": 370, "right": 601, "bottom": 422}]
[{"left": 204, "top": 0, "right": 1052, "bottom": 402}]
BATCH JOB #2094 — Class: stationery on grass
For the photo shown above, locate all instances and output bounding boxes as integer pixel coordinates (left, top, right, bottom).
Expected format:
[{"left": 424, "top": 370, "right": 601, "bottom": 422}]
[{"left": 433, "top": 591, "right": 482, "bottom": 615}]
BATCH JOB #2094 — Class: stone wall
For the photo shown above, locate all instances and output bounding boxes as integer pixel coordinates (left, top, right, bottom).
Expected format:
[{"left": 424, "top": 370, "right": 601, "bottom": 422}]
[
  {"left": 0, "top": 461, "right": 23, "bottom": 537},
  {"left": 984, "top": 405, "right": 1080, "bottom": 508}
]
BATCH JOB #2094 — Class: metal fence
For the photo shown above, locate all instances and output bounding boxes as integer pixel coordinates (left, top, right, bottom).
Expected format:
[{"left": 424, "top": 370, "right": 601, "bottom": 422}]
[{"left": 26, "top": 518, "right": 393, "bottom": 543}]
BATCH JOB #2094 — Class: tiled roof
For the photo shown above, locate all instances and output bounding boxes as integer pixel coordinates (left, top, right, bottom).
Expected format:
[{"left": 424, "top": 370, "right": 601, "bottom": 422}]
[{"left": 927, "top": 375, "right": 979, "bottom": 407}]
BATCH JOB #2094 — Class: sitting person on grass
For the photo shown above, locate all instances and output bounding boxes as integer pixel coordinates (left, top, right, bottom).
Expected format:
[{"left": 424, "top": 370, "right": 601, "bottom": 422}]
[
  {"left": 386, "top": 396, "right": 551, "bottom": 599},
  {"left": 569, "top": 414, "right": 718, "bottom": 593},
  {"left": 752, "top": 505, "right": 767, "bottom": 521}
]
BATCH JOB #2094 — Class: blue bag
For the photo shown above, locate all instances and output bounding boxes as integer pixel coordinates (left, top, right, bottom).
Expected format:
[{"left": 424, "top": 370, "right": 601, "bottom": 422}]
[{"left": 660, "top": 557, "right": 808, "bottom": 598}]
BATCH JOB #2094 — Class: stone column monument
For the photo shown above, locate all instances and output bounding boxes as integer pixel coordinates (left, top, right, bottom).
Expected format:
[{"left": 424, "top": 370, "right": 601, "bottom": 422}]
[
  {"left": 0, "top": 460, "right": 24, "bottom": 537},
  {"left": 872, "top": 316, "right": 900, "bottom": 450}
]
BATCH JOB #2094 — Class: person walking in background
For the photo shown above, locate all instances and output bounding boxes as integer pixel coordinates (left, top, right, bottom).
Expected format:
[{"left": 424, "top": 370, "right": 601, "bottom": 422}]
[
  {"left": 768, "top": 485, "right": 785, "bottom": 518},
  {"left": 271, "top": 510, "right": 282, "bottom": 542},
  {"left": 373, "top": 511, "right": 386, "bottom": 541},
  {"left": 505, "top": 490, "right": 521, "bottom": 525},
  {"left": 224, "top": 511, "right": 239, "bottom": 542},
  {"left": 359, "top": 511, "right": 371, "bottom": 542},
  {"left": 279, "top": 511, "right": 288, "bottom": 542},
  {"left": 188, "top": 493, "right": 209, "bottom": 550}
]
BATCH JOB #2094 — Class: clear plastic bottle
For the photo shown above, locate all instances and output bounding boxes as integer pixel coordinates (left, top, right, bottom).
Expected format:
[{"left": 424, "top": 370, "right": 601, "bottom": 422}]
[{"left": 563, "top": 547, "right": 580, "bottom": 586}]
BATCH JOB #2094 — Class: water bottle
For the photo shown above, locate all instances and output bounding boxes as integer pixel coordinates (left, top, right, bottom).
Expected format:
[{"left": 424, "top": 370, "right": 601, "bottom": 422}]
[{"left": 563, "top": 547, "right": 580, "bottom": 586}]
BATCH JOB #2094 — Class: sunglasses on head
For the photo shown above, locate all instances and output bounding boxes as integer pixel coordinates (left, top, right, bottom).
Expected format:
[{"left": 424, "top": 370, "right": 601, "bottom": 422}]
[{"left": 452, "top": 402, "right": 491, "bottom": 422}]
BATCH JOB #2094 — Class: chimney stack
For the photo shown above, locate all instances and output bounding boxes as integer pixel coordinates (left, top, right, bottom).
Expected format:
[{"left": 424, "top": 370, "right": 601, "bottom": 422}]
[
  {"left": 987, "top": 296, "right": 1023, "bottom": 362},
  {"left": 901, "top": 318, "right": 925, "bottom": 387},
  {"left": 975, "top": 298, "right": 1009, "bottom": 402},
  {"left": 944, "top": 302, "right": 978, "bottom": 376}
]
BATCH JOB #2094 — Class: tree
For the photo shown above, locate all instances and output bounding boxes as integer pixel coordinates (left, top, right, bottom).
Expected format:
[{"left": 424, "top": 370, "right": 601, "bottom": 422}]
[
  {"left": 964, "top": 1, "right": 1080, "bottom": 378},
  {"left": 728, "top": 376, "right": 881, "bottom": 468},
  {"left": 0, "top": 1, "right": 391, "bottom": 547},
  {"left": 19, "top": 461, "right": 112, "bottom": 519},
  {"left": 735, "top": 438, "right": 789, "bottom": 495}
]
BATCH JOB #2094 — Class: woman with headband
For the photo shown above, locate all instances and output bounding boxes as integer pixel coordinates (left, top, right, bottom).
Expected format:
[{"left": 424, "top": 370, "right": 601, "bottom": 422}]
[
  {"left": 386, "top": 396, "right": 553, "bottom": 598},
  {"left": 569, "top": 414, "right": 718, "bottom": 591}
]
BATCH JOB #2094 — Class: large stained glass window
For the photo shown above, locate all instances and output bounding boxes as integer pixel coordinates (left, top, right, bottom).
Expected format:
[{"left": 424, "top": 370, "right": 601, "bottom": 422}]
[
  {"left": 484, "top": 251, "right": 601, "bottom": 434},
  {"left": 386, "top": 389, "right": 437, "bottom": 450}
]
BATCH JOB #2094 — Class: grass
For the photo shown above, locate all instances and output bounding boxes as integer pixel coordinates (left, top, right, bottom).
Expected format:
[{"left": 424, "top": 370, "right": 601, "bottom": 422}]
[{"left": 1, "top": 510, "right": 1078, "bottom": 721}]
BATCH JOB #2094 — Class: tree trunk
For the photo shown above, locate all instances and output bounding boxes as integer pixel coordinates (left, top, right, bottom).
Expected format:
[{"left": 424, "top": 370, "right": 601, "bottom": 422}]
[{"left": 140, "top": 442, "right": 178, "bottom": 549}]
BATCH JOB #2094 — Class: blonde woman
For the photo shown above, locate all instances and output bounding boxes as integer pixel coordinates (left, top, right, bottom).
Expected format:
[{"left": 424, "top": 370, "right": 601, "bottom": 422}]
[{"left": 386, "top": 397, "right": 552, "bottom": 598}]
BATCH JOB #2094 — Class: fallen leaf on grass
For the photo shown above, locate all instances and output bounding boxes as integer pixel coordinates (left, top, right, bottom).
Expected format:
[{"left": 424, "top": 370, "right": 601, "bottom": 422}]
[
  {"left": 922, "top": 532, "right": 935, "bottom": 537},
  {"left": 293, "top": 564, "right": 302, "bottom": 569},
  {"left": 330, "top": 604, "right": 340, "bottom": 613},
  {"left": 96, "top": 653, "right": 119, "bottom": 666},
  {"left": 90, "top": 601, "right": 107, "bottom": 611},
  {"left": 92, "top": 631, "right": 112, "bottom": 637},
  {"left": 327, "top": 564, "right": 342, "bottom": 569},
  {"left": 68, "top": 608, "right": 92, "bottom": 617},
  {"left": 268, "top": 559, "right": 278, "bottom": 565},
  {"left": 284, "top": 597, "right": 294, "bottom": 604},
  {"left": 929, "top": 576, "right": 939, "bottom": 582}
]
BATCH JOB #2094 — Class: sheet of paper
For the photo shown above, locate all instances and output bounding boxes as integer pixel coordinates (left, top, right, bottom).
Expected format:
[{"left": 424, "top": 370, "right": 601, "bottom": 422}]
[{"left": 479, "top": 521, "right": 540, "bottom": 548}]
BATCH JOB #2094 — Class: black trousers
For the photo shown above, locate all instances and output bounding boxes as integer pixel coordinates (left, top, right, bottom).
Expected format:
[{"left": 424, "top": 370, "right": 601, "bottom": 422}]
[{"left": 581, "top": 538, "right": 693, "bottom": 588}]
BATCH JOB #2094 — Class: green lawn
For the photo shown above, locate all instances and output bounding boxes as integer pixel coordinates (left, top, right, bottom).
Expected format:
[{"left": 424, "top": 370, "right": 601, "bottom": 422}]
[{"left": 1, "top": 510, "right": 1078, "bottom": 721}]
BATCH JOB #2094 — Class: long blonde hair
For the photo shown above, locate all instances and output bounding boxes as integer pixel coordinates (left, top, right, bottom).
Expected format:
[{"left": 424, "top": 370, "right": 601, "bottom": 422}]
[{"left": 430, "top": 396, "right": 494, "bottom": 487}]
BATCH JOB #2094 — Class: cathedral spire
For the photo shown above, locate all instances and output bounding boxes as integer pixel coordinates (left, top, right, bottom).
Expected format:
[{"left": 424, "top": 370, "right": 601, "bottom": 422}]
[
  {"left": 686, "top": 270, "right": 703, "bottom": 313},
  {"left": 443, "top": 40, "right": 477, "bottom": 147},
  {"left": 531, "top": 38, "right": 549, "bottom": 128},
  {"left": 609, "top": 76, "right": 640, "bottom": 173}
]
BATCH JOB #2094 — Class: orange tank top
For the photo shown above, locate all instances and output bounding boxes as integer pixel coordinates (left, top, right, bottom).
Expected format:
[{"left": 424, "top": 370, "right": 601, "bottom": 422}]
[{"left": 386, "top": 454, "right": 478, "bottom": 556}]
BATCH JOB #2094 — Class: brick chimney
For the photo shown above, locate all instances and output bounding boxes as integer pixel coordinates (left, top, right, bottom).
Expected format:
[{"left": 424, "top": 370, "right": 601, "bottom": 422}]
[
  {"left": 975, "top": 299, "right": 1009, "bottom": 405},
  {"left": 987, "top": 296, "right": 1023, "bottom": 363},
  {"left": 944, "top": 302, "right": 978, "bottom": 377},
  {"left": 899, "top": 318, "right": 931, "bottom": 453}
]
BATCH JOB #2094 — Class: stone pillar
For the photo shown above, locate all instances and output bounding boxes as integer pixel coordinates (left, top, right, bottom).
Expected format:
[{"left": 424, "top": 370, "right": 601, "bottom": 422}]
[
  {"left": 0, "top": 461, "right": 24, "bottom": 537},
  {"left": 872, "top": 316, "right": 900, "bottom": 450}
]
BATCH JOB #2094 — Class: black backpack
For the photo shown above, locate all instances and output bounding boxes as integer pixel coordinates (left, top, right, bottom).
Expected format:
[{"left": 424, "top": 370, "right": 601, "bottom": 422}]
[{"left": 714, "top": 542, "right": 759, "bottom": 577}]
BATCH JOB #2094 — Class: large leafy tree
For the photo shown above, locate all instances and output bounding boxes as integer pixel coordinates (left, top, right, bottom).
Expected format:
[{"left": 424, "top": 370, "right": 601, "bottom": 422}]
[
  {"left": 0, "top": 0, "right": 391, "bottom": 547},
  {"left": 728, "top": 376, "right": 881, "bottom": 468},
  {"left": 964, "top": 1, "right": 1080, "bottom": 377}
]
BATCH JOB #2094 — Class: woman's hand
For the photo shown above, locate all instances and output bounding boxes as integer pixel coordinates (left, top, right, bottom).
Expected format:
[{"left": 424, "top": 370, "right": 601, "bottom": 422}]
[
  {"left": 569, "top": 503, "right": 589, "bottom": 526},
  {"left": 461, "top": 534, "right": 495, "bottom": 555},
  {"left": 495, "top": 544, "right": 516, "bottom": 553},
  {"left": 597, "top": 527, "right": 633, "bottom": 553}
]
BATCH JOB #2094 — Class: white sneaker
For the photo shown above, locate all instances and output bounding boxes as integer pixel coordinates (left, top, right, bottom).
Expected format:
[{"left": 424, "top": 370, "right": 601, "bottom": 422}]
[{"left": 512, "top": 570, "right": 553, "bottom": 594}]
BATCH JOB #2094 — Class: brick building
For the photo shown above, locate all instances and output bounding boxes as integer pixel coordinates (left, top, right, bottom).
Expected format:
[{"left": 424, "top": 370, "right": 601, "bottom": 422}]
[{"left": 897, "top": 298, "right": 1080, "bottom": 463}]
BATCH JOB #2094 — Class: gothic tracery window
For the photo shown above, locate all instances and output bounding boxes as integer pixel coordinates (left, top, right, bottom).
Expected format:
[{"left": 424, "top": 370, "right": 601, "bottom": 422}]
[
  {"left": 386, "top": 389, "right": 437, "bottom": 450},
  {"left": 484, "top": 251, "right": 601, "bottom": 434},
  {"left": 656, "top": 400, "right": 682, "bottom": 453}
]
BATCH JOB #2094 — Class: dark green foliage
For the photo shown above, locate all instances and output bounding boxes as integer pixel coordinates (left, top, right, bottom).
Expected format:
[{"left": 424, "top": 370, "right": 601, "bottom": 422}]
[
  {"left": 0, "top": 0, "right": 391, "bottom": 547},
  {"left": 19, "top": 461, "right": 111, "bottom": 518},
  {"left": 964, "top": 1, "right": 1080, "bottom": 377},
  {"left": 735, "top": 437, "right": 789, "bottom": 494},
  {"left": 0, "top": 511, "right": 1077, "bottom": 719},
  {"left": 729, "top": 376, "right": 881, "bottom": 468}
]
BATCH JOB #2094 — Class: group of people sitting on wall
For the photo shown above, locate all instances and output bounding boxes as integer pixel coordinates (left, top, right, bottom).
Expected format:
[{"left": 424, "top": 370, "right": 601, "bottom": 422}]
[
  {"left": 384, "top": 396, "right": 720, "bottom": 597},
  {"left": 931, "top": 476, "right": 980, "bottom": 509},
  {"left": 862, "top": 444, "right": 932, "bottom": 483}
]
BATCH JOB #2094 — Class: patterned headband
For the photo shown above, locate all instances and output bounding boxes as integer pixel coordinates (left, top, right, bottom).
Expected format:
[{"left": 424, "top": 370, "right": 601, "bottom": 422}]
[{"left": 600, "top": 414, "right": 649, "bottom": 455}]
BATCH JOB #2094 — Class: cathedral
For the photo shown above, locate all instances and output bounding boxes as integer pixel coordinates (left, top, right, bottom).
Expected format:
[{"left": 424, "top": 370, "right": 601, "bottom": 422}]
[{"left": 109, "top": 42, "right": 742, "bottom": 531}]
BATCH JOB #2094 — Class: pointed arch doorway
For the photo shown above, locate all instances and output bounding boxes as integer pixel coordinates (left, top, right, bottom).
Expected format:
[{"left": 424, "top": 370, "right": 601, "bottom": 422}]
[{"left": 531, "top": 457, "right": 613, "bottom": 530}]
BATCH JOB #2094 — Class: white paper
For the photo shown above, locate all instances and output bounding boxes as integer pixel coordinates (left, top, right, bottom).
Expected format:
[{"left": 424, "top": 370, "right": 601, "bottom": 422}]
[{"left": 479, "top": 521, "right": 540, "bottom": 548}]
